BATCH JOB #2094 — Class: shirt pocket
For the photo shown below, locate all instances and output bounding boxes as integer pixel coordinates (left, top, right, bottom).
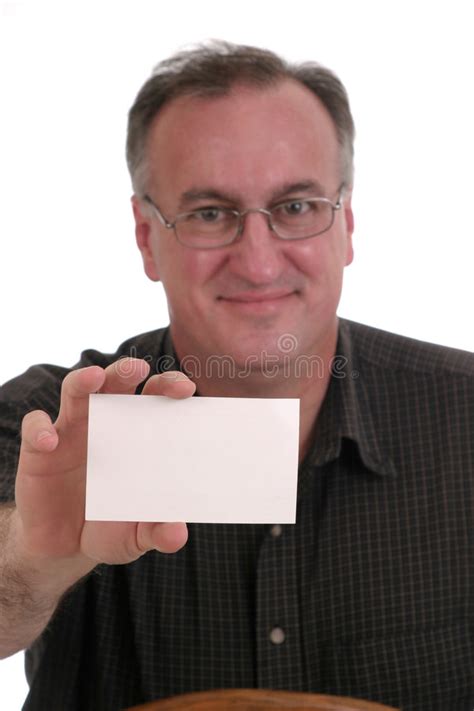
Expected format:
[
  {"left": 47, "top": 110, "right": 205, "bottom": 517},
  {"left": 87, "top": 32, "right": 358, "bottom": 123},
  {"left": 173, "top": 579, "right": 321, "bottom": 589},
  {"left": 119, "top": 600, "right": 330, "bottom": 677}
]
[{"left": 321, "top": 621, "right": 473, "bottom": 711}]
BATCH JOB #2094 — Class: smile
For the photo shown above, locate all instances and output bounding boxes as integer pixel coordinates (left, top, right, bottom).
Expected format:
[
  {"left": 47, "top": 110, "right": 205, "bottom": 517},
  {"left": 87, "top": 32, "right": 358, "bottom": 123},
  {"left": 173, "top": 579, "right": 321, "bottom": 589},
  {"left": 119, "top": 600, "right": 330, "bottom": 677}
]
[{"left": 217, "top": 290, "right": 297, "bottom": 313}]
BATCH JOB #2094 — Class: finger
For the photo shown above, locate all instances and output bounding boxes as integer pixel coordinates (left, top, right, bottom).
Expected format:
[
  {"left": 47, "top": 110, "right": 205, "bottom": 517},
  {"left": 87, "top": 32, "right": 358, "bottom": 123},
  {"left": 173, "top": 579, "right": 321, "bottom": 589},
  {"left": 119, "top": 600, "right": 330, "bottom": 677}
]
[
  {"left": 142, "top": 371, "right": 196, "bottom": 399},
  {"left": 81, "top": 521, "right": 189, "bottom": 563},
  {"left": 99, "top": 358, "right": 150, "bottom": 394},
  {"left": 55, "top": 365, "right": 106, "bottom": 428},
  {"left": 21, "top": 410, "right": 59, "bottom": 454},
  {"left": 137, "top": 521, "right": 189, "bottom": 554}
]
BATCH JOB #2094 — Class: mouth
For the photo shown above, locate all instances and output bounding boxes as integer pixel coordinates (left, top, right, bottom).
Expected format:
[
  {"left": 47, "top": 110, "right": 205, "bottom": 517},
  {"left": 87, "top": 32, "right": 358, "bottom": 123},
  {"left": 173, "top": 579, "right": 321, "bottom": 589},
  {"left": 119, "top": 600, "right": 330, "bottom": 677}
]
[
  {"left": 219, "top": 288, "right": 297, "bottom": 301},
  {"left": 217, "top": 290, "right": 298, "bottom": 313}
]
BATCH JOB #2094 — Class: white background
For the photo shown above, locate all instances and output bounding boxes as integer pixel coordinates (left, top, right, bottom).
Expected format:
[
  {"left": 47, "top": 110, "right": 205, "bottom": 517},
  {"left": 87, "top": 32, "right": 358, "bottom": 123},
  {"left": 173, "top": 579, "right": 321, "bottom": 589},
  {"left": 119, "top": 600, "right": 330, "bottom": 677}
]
[{"left": 1, "top": 0, "right": 473, "bottom": 708}]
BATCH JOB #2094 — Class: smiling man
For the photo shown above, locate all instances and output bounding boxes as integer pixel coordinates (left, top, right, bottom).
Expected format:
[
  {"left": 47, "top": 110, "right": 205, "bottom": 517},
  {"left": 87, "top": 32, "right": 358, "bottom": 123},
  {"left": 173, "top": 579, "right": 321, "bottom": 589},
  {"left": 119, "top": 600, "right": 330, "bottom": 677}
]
[
  {"left": 0, "top": 42, "right": 473, "bottom": 711},
  {"left": 132, "top": 75, "right": 354, "bottom": 459}
]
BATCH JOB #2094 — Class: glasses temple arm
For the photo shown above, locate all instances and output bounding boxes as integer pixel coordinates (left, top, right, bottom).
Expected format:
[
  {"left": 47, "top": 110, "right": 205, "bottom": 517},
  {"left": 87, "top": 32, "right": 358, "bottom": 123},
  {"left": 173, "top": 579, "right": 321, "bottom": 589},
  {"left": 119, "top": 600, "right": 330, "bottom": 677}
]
[{"left": 143, "top": 195, "right": 174, "bottom": 229}]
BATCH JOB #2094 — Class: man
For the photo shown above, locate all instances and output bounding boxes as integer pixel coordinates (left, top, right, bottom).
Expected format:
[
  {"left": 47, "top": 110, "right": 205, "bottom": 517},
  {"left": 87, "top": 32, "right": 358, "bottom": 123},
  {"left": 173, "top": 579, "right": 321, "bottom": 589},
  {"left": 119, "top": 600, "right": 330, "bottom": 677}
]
[{"left": 0, "top": 41, "right": 473, "bottom": 711}]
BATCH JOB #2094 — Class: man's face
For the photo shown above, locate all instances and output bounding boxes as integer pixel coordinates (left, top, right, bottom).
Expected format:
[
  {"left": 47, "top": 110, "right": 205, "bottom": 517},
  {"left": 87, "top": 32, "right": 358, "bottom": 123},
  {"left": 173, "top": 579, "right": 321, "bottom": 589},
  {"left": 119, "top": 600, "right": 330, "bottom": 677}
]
[{"left": 133, "top": 79, "right": 354, "bottom": 371}]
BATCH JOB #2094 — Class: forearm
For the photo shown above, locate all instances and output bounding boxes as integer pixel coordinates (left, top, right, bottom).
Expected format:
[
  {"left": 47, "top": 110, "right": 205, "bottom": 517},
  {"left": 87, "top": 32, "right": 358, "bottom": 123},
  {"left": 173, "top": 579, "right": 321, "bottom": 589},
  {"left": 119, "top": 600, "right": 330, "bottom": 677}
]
[{"left": 0, "top": 504, "right": 87, "bottom": 659}]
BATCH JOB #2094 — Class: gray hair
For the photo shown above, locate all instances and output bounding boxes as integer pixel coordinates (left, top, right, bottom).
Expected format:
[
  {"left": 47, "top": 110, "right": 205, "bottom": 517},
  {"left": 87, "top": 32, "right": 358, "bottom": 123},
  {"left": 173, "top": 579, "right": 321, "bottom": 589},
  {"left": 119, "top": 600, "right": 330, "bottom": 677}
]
[{"left": 126, "top": 41, "right": 355, "bottom": 196}]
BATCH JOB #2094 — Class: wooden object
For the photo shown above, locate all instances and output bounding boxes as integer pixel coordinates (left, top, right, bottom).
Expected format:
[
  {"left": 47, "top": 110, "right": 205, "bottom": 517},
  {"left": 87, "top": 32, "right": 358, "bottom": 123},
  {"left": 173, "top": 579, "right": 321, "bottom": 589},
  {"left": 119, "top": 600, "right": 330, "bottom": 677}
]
[{"left": 125, "top": 688, "right": 399, "bottom": 710}]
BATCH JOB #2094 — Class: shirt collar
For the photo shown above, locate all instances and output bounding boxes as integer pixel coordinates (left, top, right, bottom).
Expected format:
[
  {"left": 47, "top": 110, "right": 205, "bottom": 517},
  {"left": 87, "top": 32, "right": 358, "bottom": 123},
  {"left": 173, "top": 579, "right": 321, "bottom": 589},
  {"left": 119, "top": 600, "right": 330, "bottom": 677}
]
[{"left": 304, "top": 318, "right": 398, "bottom": 478}]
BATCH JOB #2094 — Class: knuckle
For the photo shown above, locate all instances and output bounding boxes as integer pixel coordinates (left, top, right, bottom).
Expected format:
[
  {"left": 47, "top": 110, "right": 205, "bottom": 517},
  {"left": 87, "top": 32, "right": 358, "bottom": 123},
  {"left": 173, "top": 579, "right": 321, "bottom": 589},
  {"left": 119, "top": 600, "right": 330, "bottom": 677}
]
[
  {"left": 60, "top": 369, "right": 80, "bottom": 399},
  {"left": 60, "top": 366, "right": 105, "bottom": 406}
]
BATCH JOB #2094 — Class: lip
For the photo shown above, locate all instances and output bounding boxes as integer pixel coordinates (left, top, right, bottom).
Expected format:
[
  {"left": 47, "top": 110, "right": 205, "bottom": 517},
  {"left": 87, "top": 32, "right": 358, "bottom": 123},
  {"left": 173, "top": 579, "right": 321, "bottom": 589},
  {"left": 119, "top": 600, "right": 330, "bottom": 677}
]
[
  {"left": 219, "top": 289, "right": 296, "bottom": 303},
  {"left": 217, "top": 290, "right": 297, "bottom": 313}
]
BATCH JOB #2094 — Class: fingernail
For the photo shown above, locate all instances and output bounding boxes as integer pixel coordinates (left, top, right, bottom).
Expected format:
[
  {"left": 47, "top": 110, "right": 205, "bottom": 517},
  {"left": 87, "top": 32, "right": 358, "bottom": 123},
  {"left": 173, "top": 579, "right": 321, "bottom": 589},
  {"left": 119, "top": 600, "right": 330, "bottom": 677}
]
[
  {"left": 160, "top": 371, "right": 188, "bottom": 381},
  {"left": 37, "top": 431, "right": 53, "bottom": 443}
]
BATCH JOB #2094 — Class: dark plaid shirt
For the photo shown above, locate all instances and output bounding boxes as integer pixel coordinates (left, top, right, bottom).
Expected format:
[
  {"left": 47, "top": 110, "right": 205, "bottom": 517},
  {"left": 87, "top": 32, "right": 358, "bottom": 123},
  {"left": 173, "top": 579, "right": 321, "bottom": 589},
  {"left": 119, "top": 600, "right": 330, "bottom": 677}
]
[{"left": 1, "top": 318, "right": 473, "bottom": 711}]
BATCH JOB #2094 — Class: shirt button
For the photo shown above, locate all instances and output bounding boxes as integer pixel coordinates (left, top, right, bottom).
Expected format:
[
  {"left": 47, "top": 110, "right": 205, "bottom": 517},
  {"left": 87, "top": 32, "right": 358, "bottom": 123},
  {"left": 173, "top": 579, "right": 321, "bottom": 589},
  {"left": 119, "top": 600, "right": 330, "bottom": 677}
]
[
  {"left": 269, "top": 626, "right": 286, "bottom": 645},
  {"left": 270, "top": 524, "right": 282, "bottom": 538}
]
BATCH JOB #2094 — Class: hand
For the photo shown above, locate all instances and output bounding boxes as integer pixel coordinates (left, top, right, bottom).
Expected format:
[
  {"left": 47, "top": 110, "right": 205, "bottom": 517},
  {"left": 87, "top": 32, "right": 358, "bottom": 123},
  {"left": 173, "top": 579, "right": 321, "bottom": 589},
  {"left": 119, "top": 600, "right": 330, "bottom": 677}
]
[{"left": 13, "top": 360, "right": 195, "bottom": 582}]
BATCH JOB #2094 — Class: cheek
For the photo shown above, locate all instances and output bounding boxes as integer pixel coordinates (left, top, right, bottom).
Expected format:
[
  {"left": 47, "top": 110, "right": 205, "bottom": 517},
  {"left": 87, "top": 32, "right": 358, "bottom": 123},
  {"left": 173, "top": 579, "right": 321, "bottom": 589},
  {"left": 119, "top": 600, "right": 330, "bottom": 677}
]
[
  {"left": 159, "top": 245, "right": 228, "bottom": 297},
  {"left": 288, "top": 234, "right": 349, "bottom": 282},
  {"left": 179, "top": 251, "right": 226, "bottom": 288},
  {"left": 287, "top": 240, "right": 329, "bottom": 277}
]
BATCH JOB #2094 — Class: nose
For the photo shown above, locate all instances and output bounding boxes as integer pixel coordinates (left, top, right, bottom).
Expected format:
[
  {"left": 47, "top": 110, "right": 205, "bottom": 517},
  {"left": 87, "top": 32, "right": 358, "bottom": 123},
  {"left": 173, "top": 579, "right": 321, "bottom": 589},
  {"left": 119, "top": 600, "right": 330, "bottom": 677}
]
[{"left": 229, "top": 210, "right": 286, "bottom": 285}]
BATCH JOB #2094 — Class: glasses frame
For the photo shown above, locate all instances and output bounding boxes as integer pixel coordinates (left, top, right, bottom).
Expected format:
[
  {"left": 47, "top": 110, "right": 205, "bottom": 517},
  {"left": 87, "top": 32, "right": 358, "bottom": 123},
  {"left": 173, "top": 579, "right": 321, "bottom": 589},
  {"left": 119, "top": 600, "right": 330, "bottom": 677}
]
[{"left": 142, "top": 186, "right": 345, "bottom": 249}]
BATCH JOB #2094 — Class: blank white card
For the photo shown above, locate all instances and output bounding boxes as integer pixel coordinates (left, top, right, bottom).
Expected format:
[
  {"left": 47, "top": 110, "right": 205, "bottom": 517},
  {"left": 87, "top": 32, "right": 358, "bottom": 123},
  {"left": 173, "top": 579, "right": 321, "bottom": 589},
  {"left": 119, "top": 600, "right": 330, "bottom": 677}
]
[{"left": 86, "top": 394, "right": 299, "bottom": 524}]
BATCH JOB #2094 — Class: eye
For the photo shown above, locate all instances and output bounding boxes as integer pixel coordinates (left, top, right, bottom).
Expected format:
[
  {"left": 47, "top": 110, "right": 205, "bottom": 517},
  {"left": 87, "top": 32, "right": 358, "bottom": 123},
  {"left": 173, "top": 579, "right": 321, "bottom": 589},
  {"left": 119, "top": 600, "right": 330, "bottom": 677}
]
[
  {"left": 193, "top": 207, "right": 227, "bottom": 223},
  {"left": 285, "top": 201, "right": 306, "bottom": 215},
  {"left": 278, "top": 199, "right": 316, "bottom": 217}
]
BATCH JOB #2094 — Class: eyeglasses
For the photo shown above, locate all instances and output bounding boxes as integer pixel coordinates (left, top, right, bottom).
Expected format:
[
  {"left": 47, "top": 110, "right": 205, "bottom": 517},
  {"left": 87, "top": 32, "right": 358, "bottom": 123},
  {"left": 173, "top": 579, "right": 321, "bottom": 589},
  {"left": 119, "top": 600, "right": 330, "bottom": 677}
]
[{"left": 142, "top": 187, "right": 344, "bottom": 250}]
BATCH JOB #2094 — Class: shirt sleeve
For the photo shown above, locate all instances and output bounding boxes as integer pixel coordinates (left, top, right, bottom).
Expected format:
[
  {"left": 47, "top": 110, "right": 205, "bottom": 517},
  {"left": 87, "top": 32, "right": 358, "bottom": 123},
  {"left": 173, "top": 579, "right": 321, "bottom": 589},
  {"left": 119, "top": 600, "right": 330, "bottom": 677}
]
[{"left": 0, "top": 364, "right": 67, "bottom": 503}]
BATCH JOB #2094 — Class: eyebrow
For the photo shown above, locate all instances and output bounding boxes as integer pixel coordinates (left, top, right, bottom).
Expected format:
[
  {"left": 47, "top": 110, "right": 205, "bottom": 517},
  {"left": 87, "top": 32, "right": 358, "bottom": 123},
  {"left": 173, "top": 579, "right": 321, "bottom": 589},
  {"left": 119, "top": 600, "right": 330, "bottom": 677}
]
[
  {"left": 177, "top": 180, "right": 328, "bottom": 211},
  {"left": 270, "top": 180, "right": 327, "bottom": 201},
  {"left": 178, "top": 189, "right": 238, "bottom": 211}
]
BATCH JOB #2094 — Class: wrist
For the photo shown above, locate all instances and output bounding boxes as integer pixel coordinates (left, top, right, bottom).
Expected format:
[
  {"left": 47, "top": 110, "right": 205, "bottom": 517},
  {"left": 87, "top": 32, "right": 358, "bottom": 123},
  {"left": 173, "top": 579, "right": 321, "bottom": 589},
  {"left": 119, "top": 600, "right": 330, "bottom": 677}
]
[{"left": 7, "top": 508, "right": 95, "bottom": 601}]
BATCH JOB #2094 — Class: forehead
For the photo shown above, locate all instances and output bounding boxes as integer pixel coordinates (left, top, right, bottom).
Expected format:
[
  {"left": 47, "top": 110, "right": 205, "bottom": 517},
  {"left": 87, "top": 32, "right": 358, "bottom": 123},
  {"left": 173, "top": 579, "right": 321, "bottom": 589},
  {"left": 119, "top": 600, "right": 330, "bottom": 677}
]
[{"left": 146, "top": 79, "right": 341, "bottom": 202}]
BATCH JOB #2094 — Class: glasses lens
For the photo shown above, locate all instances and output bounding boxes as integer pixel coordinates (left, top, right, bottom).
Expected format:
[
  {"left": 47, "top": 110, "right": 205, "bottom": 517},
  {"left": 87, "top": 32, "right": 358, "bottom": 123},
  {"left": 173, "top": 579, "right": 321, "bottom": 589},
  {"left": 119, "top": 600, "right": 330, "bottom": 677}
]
[
  {"left": 271, "top": 199, "right": 333, "bottom": 239},
  {"left": 176, "top": 208, "right": 239, "bottom": 248}
]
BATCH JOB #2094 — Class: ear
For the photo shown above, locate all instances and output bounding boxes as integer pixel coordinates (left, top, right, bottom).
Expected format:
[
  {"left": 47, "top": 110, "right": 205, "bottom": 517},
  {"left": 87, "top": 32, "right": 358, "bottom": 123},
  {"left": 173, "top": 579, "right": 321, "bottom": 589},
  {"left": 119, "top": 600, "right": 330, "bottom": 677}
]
[
  {"left": 131, "top": 195, "right": 160, "bottom": 282},
  {"left": 341, "top": 188, "right": 355, "bottom": 267}
]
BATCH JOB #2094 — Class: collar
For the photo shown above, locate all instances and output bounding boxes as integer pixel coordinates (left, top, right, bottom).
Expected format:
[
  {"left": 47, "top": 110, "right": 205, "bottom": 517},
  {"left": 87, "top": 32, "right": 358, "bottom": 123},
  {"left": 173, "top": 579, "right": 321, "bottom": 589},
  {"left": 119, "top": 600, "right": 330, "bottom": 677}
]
[{"left": 304, "top": 318, "right": 398, "bottom": 478}]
